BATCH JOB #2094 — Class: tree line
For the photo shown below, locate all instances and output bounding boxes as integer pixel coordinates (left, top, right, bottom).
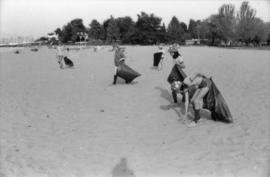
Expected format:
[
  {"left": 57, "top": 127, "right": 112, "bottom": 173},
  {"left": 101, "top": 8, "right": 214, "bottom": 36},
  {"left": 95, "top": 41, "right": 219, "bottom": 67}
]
[{"left": 49, "top": 1, "right": 270, "bottom": 46}]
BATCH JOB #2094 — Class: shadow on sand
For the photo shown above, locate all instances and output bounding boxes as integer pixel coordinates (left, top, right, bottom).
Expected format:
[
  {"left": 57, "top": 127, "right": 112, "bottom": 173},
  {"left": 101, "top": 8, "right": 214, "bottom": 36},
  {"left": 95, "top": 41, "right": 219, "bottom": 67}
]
[
  {"left": 155, "top": 86, "right": 188, "bottom": 122},
  {"left": 112, "top": 158, "right": 135, "bottom": 177},
  {"left": 155, "top": 86, "right": 212, "bottom": 122}
]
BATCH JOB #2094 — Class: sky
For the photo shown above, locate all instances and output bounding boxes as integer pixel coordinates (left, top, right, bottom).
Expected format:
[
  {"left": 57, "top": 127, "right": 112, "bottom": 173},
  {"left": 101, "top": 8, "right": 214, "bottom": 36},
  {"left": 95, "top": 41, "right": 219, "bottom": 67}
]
[{"left": 0, "top": 0, "right": 269, "bottom": 38}]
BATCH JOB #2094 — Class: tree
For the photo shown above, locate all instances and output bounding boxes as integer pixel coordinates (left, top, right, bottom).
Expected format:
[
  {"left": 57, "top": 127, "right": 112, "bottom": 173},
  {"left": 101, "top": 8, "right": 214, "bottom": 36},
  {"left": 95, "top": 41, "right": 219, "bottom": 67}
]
[
  {"left": 88, "top": 19, "right": 103, "bottom": 40},
  {"left": 156, "top": 23, "right": 169, "bottom": 43},
  {"left": 206, "top": 15, "right": 223, "bottom": 45},
  {"left": 216, "top": 4, "right": 236, "bottom": 43},
  {"left": 70, "top": 18, "right": 86, "bottom": 42},
  {"left": 135, "top": 12, "right": 164, "bottom": 44},
  {"left": 59, "top": 18, "right": 86, "bottom": 43},
  {"left": 196, "top": 20, "right": 209, "bottom": 40},
  {"left": 264, "top": 22, "right": 270, "bottom": 45},
  {"left": 251, "top": 17, "right": 265, "bottom": 45},
  {"left": 115, "top": 16, "right": 136, "bottom": 43},
  {"left": 167, "top": 16, "right": 185, "bottom": 43},
  {"left": 236, "top": 1, "right": 257, "bottom": 45},
  {"left": 188, "top": 19, "right": 198, "bottom": 38},
  {"left": 267, "top": 33, "right": 270, "bottom": 45},
  {"left": 106, "top": 16, "right": 120, "bottom": 43},
  {"left": 180, "top": 22, "right": 188, "bottom": 32},
  {"left": 61, "top": 23, "right": 73, "bottom": 43}
]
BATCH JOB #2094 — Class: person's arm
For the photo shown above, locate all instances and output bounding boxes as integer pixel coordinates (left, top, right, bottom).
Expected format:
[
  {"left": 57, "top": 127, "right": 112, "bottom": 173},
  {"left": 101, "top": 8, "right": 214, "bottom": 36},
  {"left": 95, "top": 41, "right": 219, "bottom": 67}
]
[
  {"left": 119, "top": 58, "right": 125, "bottom": 62},
  {"left": 119, "top": 52, "right": 126, "bottom": 62}
]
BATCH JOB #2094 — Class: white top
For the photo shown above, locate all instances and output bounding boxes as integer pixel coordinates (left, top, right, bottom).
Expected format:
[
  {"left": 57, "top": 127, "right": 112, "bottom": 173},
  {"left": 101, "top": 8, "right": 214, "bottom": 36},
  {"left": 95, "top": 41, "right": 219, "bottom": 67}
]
[
  {"left": 56, "top": 46, "right": 66, "bottom": 56},
  {"left": 157, "top": 49, "right": 165, "bottom": 59},
  {"left": 173, "top": 53, "right": 184, "bottom": 66}
]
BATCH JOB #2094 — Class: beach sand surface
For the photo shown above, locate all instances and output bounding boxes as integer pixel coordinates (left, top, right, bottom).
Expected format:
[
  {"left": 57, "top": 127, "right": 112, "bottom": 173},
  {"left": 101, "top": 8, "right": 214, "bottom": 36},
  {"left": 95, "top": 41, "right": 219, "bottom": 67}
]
[{"left": 0, "top": 46, "right": 269, "bottom": 177}]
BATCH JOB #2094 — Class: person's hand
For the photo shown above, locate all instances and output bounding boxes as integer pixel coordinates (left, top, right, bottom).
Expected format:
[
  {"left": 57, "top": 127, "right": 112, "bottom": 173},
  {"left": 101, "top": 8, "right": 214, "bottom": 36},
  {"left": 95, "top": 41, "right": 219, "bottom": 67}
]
[{"left": 119, "top": 58, "right": 125, "bottom": 62}]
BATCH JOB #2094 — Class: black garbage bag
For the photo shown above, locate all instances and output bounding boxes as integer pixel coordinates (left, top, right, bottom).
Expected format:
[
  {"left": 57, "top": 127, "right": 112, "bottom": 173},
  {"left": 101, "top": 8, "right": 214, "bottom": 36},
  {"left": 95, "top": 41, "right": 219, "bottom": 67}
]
[
  {"left": 203, "top": 78, "right": 233, "bottom": 123},
  {"left": 167, "top": 64, "right": 187, "bottom": 84},
  {"left": 117, "top": 63, "right": 141, "bottom": 83},
  {"left": 64, "top": 56, "right": 74, "bottom": 67},
  {"left": 153, "top": 52, "right": 163, "bottom": 67}
]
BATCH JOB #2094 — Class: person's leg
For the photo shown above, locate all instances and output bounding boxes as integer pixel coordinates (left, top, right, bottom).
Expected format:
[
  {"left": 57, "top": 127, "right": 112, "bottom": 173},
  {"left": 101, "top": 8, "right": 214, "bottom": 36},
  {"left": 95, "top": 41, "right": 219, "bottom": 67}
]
[
  {"left": 113, "top": 66, "right": 118, "bottom": 84},
  {"left": 193, "top": 87, "right": 209, "bottom": 123},
  {"left": 58, "top": 56, "right": 64, "bottom": 69},
  {"left": 190, "top": 89, "right": 200, "bottom": 104},
  {"left": 172, "top": 91, "right": 178, "bottom": 103}
]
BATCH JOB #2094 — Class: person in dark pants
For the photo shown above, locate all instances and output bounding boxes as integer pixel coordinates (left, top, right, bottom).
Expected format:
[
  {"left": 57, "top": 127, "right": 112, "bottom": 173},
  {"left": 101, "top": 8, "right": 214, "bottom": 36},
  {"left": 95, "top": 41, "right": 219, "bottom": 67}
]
[
  {"left": 153, "top": 44, "right": 165, "bottom": 70},
  {"left": 113, "top": 46, "right": 126, "bottom": 84},
  {"left": 167, "top": 43, "right": 187, "bottom": 104}
]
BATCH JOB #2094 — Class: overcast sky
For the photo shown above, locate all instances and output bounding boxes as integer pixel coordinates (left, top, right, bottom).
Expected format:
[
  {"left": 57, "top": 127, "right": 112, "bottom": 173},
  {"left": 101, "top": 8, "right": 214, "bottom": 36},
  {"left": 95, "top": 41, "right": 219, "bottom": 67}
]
[{"left": 0, "top": 0, "right": 269, "bottom": 38}]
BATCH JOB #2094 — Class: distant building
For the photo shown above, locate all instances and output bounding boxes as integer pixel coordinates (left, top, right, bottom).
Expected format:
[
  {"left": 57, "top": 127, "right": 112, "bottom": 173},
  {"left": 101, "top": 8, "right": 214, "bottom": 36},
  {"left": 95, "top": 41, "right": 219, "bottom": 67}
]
[
  {"left": 185, "top": 39, "right": 201, "bottom": 45},
  {"left": 0, "top": 36, "right": 34, "bottom": 46},
  {"left": 47, "top": 33, "right": 58, "bottom": 40}
]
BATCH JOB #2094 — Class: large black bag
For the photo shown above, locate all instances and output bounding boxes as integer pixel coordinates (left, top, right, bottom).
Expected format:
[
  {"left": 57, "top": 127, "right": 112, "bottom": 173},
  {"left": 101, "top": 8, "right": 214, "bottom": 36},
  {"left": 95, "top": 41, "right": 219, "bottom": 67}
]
[
  {"left": 153, "top": 52, "right": 163, "bottom": 67},
  {"left": 64, "top": 57, "right": 74, "bottom": 67},
  {"left": 117, "top": 63, "right": 141, "bottom": 83},
  {"left": 167, "top": 64, "right": 187, "bottom": 84},
  {"left": 203, "top": 78, "right": 233, "bottom": 123}
]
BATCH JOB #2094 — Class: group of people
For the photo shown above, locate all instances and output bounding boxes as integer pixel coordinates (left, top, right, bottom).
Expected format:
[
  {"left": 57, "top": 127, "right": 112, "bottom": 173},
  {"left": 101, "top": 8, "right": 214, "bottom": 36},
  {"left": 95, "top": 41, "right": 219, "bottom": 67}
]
[
  {"left": 55, "top": 42, "right": 233, "bottom": 127},
  {"left": 165, "top": 43, "right": 233, "bottom": 127}
]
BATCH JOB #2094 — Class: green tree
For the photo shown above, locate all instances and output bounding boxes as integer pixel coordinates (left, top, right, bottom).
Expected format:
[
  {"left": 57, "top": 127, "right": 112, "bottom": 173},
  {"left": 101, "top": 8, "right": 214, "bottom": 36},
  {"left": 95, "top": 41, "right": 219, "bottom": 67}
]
[
  {"left": 167, "top": 16, "right": 185, "bottom": 43},
  {"left": 135, "top": 12, "right": 163, "bottom": 44},
  {"left": 106, "top": 16, "right": 120, "bottom": 43},
  {"left": 236, "top": 1, "right": 257, "bottom": 45},
  {"left": 115, "top": 16, "right": 136, "bottom": 43},
  {"left": 180, "top": 22, "right": 188, "bottom": 32},
  {"left": 216, "top": 4, "right": 236, "bottom": 43},
  {"left": 207, "top": 15, "right": 223, "bottom": 45},
  {"left": 70, "top": 18, "right": 86, "bottom": 42},
  {"left": 88, "top": 19, "right": 103, "bottom": 40},
  {"left": 188, "top": 19, "right": 198, "bottom": 38},
  {"left": 196, "top": 20, "right": 209, "bottom": 40},
  {"left": 61, "top": 23, "right": 73, "bottom": 43},
  {"left": 59, "top": 18, "right": 86, "bottom": 43},
  {"left": 251, "top": 17, "right": 265, "bottom": 45}
]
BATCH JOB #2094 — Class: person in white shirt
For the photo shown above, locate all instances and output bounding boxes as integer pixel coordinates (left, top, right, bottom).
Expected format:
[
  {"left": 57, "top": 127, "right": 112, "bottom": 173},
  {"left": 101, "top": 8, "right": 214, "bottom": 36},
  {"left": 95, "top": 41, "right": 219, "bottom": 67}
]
[{"left": 56, "top": 43, "right": 68, "bottom": 69}]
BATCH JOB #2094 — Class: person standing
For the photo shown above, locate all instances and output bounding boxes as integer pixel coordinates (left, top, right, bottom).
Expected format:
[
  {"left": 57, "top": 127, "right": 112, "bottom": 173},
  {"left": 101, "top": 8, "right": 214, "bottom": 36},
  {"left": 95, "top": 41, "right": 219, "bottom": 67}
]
[
  {"left": 56, "top": 43, "right": 66, "bottom": 69},
  {"left": 167, "top": 43, "right": 187, "bottom": 104},
  {"left": 112, "top": 45, "right": 141, "bottom": 84},
  {"left": 153, "top": 44, "right": 165, "bottom": 70},
  {"left": 113, "top": 46, "right": 126, "bottom": 84}
]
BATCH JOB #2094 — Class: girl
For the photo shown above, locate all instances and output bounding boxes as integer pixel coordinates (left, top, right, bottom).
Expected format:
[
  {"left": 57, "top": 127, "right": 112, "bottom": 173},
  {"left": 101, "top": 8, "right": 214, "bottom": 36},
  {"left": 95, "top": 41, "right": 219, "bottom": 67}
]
[
  {"left": 182, "top": 73, "right": 211, "bottom": 127},
  {"left": 153, "top": 44, "right": 165, "bottom": 70}
]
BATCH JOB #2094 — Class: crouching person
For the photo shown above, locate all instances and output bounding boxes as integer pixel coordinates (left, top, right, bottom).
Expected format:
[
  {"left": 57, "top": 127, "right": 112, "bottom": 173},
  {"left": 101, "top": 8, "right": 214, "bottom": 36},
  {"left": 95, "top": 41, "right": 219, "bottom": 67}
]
[
  {"left": 183, "top": 73, "right": 211, "bottom": 127},
  {"left": 183, "top": 73, "right": 233, "bottom": 127}
]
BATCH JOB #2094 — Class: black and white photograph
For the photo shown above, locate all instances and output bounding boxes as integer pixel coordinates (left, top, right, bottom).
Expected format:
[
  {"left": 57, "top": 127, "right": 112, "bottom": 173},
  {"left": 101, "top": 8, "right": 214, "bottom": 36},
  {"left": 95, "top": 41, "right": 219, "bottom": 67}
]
[{"left": 0, "top": 0, "right": 270, "bottom": 176}]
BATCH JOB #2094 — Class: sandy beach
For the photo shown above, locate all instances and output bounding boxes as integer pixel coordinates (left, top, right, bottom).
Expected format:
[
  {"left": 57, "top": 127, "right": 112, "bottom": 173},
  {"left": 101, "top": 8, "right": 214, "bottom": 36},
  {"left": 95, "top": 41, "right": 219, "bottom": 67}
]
[{"left": 0, "top": 46, "right": 269, "bottom": 177}]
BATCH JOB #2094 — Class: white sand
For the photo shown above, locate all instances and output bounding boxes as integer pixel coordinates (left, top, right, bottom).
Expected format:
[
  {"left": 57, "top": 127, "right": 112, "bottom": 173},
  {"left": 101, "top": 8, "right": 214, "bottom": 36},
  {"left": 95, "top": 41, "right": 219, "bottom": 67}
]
[{"left": 0, "top": 46, "right": 269, "bottom": 177}]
